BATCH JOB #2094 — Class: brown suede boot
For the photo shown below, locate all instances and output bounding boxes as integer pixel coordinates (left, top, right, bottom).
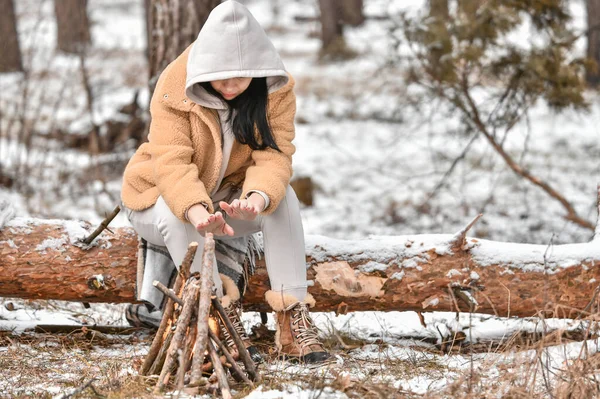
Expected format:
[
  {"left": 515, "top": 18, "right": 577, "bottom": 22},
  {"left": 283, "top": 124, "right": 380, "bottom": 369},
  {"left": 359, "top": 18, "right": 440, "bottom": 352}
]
[
  {"left": 265, "top": 290, "right": 332, "bottom": 365},
  {"left": 216, "top": 274, "right": 263, "bottom": 364}
]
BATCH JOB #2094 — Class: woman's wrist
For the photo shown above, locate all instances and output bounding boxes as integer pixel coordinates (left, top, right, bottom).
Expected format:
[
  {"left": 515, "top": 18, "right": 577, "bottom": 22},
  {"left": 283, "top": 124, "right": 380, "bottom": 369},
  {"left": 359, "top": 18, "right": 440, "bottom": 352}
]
[
  {"left": 247, "top": 192, "right": 266, "bottom": 212},
  {"left": 187, "top": 203, "right": 210, "bottom": 225}
]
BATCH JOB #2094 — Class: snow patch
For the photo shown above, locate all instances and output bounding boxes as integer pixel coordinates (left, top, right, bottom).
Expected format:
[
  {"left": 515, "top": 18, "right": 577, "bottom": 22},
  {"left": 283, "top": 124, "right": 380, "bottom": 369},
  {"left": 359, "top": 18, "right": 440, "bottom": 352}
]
[
  {"left": 401, "top": 258, "right": 420, "bottom": 268},
  {"left": 359, "top": 261, "right": 389, "bottom": 273},
  {"left": 0, "top": 200, "right": 16, "bottom": 229},
  {"left": 390, "top": 271, "right": 405, "bottom": 281},
  {"left": 462, "top": 290, "right": 479, "bottom": 306},
  {"left": 470, "top": 240, "right": 600, "bottom": 273},
  {"left": 35, "top": 236, "right": 68, "bottom": 253},
  {"left": 446, "top": 269, "right": 462, "bottom": 278},
  {"left": 5, "top": 217, "right": 118, "bottom": 249},
  {"left": 245, "top": 385, "right": 349, "bottom": 399}
]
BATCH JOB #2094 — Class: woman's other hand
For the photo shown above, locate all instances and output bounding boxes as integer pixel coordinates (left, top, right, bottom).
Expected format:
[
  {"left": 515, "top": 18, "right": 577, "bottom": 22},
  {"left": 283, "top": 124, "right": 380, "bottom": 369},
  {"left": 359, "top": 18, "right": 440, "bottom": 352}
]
[
  {"left": 219, "top": 193, "right": 265, "bottom": 221},
  {"left": 187, "top": 203, "right": 234, "bottom": 236}
]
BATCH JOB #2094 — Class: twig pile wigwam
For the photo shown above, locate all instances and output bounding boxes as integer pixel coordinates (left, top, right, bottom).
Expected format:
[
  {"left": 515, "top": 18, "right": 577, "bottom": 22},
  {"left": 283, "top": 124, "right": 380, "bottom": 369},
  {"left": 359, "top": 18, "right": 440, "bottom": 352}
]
[{"left": 138, "top": 234, "right": 259, "bottom": 397}]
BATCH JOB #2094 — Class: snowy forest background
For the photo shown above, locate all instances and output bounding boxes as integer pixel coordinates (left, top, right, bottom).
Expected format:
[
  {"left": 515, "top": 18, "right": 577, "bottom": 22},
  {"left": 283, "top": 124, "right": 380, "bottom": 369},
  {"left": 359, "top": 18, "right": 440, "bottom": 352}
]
[{"left": 1, "top": 0, "right": 600, "bottom": 397}]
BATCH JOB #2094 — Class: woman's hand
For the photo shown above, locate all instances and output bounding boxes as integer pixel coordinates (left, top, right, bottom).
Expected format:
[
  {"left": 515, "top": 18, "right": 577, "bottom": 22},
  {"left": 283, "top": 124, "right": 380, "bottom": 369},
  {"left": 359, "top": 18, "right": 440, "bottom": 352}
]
[
  {"left": 187, "top": 203, "right": 234, "bottom": 236},
  {"left": 219, "top": 193, "right": 265, "bottom": 221}
]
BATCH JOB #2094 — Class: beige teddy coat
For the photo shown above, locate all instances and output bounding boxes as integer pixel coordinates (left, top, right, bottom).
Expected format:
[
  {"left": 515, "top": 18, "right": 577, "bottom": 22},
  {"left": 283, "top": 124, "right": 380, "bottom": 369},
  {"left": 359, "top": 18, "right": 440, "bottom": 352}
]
[{"left": 121, "top": 45, "right": 296, "bottom": 222}]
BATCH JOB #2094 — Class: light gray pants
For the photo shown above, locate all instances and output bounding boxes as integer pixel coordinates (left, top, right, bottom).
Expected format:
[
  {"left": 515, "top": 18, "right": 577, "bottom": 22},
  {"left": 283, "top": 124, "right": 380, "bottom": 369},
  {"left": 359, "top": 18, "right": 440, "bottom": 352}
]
[{"left": 125, "top": 185, "right": 308, "bottom": 301}]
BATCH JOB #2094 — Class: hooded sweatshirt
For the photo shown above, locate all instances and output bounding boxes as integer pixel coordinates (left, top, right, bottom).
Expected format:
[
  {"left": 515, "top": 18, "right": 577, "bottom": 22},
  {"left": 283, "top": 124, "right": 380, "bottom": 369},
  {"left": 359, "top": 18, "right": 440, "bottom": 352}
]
[
  {"left": 185, "top": 1, "right": 289, "bottom": 208},
  {"left": 121, "top": 1, "right": 296, "bottom": 221}
]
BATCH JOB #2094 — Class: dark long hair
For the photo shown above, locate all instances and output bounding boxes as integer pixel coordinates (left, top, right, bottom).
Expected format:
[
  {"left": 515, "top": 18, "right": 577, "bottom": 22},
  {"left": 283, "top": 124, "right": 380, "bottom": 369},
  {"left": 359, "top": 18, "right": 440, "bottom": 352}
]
[{"left": 201, "top": 77, "right": 281, "bottom": 152}]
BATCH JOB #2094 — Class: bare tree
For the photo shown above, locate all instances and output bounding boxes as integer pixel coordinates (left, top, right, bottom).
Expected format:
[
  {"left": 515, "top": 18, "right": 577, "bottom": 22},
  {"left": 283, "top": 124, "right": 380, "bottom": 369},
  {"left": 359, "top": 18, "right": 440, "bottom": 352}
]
[
  {"left": 457, "top": 0, "right": 481, "bottom": 17},
  {"left": 0, "top": 0, "right": 23, "bottom": 73},
  {"left": 318, "top": 0, "right": 342, "bottom": 51},
  {"left": 427, "top": 0, "right": 451, "bottom": 76},
  {"left": 587, "top": 0, "right": 600, "bottom": 86},
  {"left": 340, "top": 0, "right": 365, "bottom": 26},
  {"left": 54, "top": 0, "right": 91, "bottom": 54},
  {"left": 318, "top": 0, "right": 363, "bottom": 58},
  {"left": 429, "top": 0, "right": 448, "bottom": 19},
  {"left": 398, "top": 1, "right": 594, "bottom": 230},
  {"left": 146, "top": 0, "right": 221, "bottom": 92}
]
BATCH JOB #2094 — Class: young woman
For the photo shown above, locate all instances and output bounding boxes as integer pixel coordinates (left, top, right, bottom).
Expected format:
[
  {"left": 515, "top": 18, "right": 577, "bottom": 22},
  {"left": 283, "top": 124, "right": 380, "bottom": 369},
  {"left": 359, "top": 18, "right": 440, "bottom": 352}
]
[{"left": 121, "top": 1, "right": 330, "bottom": 365}]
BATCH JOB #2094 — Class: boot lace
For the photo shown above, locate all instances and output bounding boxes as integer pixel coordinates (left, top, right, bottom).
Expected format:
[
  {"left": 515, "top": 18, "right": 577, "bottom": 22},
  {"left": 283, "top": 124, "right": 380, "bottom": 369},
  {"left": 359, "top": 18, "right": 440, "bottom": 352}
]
[
  {"left": 219, "top": 301, "right": 249, "bottom": 350},
  {"left": 288, "top": 303, "right": 324, "bottom": 351}
]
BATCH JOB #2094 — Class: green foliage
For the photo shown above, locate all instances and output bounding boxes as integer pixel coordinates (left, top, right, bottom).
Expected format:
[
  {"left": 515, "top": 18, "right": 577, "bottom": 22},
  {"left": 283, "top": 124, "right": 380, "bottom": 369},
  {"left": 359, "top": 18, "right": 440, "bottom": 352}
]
[{"left": 399, "top": 0, "right": 588, "bottom": 134}]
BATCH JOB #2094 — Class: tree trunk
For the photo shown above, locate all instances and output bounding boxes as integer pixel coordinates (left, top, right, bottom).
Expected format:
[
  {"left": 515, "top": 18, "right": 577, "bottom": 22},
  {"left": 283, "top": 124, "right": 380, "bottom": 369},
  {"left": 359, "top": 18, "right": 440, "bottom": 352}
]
[
  {"left": 54, "top": 0, "right": 91, "bottom": 54},
  {"left": 0, "top": 0, "right": 22, "bottom": 73},
  {"left": 340, "top": 0, "right": 364, "bottom": 27},
  {"left": 426, "top": 0, "right": 451, "bottom": 74},
  {"left": 146, "top": 0, "right": 220, "bottom": 93},
  {"left": 318, "top": 0, "right": 344, "bottom": 52},
  {"left": 429, "top": 0, "right": 449, "bottom": 19},
  {"left": 458, "top": 0, "right": 482, "bottom": 17},
  {"left": 587, "top": 0, "right": 600, "bottom": 86},
  {"left": 1, "top": 213, "right": 599, "bottom": 318}
]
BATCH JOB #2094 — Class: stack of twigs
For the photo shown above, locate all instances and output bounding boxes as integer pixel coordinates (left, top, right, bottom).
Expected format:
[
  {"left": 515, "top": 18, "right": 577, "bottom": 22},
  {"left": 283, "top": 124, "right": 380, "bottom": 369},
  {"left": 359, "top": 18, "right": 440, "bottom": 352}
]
[{"left": 138, "top": 234, "right": 260, "bottom": 397}]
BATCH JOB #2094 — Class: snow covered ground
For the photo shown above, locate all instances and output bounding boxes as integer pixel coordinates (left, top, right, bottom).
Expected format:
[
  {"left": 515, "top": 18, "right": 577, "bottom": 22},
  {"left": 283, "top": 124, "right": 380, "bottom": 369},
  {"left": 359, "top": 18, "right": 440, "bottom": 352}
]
[
  {"left": 1, "top": 0, "right": 599, "bottom": 397},
  {"left": 2, "top": 299, "right": 600, "bottom": 398}
]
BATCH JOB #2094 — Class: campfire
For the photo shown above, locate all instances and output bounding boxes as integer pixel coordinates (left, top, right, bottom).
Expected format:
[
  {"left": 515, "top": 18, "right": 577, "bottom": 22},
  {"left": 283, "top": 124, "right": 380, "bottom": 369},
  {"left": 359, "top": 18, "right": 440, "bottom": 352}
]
[{"left": 139, "top": 234, "right": 259, "bottom": 398}]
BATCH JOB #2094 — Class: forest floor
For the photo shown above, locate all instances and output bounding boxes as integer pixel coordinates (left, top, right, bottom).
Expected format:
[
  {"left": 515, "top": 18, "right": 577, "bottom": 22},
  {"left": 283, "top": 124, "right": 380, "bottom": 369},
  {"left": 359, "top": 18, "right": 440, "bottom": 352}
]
[
  {"left": 1, "top": 0, "right": 600, "bottom": 397},
  {"left": 3, "top": 298, "right": 600, "bottom": 398}
]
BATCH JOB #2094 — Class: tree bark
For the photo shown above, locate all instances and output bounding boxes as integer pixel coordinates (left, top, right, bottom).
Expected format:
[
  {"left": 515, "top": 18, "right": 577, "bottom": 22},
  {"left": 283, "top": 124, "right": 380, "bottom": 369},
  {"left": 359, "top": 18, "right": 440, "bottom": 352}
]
[
  {"left": 340, "top": 0, "right": 364, "bottom": 27},
  {"left": 426, "top": 0, "right": 451, "bottom": 76},
  {"left": 1, "top": 214, "right": 599, "bottom": 318},
  {"left": 146, "top": 0, "right": 220, "bottom": 93},
  {"left": 458, "top": 0, "right": 482, "bottom": 18},
  {"left": 54, "top": 0, "right": 91, "bottom": 54},
  {"left": 318, "top": 0, "right": 344, "bottom": 52},
  {"left": 587, "top": 0, "right": 600, "bottom": 86},
  {"left": 0, "top": 0, "right": 23, "bottom": 73},
  {"left": 429, "top": 0, "right": 449, "bottom": 20}
]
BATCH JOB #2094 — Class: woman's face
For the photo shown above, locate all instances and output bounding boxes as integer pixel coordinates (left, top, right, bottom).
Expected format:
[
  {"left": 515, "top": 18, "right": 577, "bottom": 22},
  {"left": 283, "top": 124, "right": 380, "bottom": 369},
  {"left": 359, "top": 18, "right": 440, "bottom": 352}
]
[{"left": 210, "top": 77, "right": 252, "bottom": 100}]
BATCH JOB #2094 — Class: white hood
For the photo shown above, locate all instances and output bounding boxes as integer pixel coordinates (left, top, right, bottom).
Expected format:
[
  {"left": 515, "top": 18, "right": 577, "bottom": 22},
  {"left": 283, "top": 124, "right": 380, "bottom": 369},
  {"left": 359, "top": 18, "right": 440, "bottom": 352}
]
[{"left": 185, "top": 0, "right": 289, "bottom": 108}]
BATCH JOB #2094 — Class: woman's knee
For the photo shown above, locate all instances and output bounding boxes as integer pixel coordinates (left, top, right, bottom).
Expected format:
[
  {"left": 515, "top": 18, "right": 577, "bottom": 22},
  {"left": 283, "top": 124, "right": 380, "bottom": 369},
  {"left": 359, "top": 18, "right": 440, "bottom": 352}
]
[
  {"left": 274, "top": 185, "right": 300, "bottom": 215},
  {"left": 284, "top": 185, "right": 300, "bottom": 207},
  {"left": 154, "top": 196, "right": 188, "bottom": 238},
  {"left": 261, "top": 185, "right": 302, "bottom": 228}
]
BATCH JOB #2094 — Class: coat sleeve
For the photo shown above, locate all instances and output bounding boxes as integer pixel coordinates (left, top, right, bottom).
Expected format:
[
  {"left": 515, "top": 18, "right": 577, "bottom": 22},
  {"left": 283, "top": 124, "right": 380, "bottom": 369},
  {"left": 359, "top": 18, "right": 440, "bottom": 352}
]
[
  {"left": 241, "top": 88, "right": 296, "bottom": 215},
  {"left": 147, "top": 91, "right": 213, "bottom": 221}
]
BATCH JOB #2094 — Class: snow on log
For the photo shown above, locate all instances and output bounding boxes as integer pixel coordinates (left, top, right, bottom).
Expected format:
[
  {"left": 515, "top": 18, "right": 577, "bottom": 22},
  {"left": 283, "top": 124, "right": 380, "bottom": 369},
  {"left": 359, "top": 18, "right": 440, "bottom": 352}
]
[
  {"left": 1, "top": 211, "right": 599, "bottom": 318},
  {"left": 0, "top": 218, "right": 138, "bottom": 302}
]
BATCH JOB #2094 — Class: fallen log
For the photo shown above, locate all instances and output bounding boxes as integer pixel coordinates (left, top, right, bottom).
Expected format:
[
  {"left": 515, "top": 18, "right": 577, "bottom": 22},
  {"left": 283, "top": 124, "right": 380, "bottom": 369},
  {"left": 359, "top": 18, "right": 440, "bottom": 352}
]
[{"left": 1, "top": 197, "right": 599, "bottom": 317}]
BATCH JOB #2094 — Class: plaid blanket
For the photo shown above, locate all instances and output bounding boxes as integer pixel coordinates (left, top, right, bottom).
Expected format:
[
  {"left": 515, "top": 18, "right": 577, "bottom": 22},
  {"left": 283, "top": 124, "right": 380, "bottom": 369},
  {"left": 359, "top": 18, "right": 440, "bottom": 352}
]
[{"left": 135, "top": 234, "right": 262, "bottom": 311}]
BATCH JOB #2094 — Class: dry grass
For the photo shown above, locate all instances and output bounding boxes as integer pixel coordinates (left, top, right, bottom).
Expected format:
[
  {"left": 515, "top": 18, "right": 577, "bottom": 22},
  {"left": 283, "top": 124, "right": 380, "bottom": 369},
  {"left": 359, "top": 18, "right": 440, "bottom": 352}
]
[
  {"left": 3, "top": 314, "right": 600, "bottom": 398},
  {"left": 0, "top": 330, "right": 153, "bottom": 398}
]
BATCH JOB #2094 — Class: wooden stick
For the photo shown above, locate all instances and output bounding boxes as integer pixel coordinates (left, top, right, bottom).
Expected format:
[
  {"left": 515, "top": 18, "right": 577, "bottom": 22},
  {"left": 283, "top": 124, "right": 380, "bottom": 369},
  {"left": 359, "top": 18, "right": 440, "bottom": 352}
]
[
  {"left": 32, "top": 324, "right": 141, "bottom": 335},
  {"left": 156, "top": 280, "right": 200, "bottom": 392},
  {"left": 207, "top": 340, "right": 232, "bottom": 399},
  {"left": 62, "top": 377, "right": 98, "bottom": 399},
  {"left": 153, "top": 281, "right": 184, "bottom": 306},
  {"left": 141, "top": 315, "right": 171, "bottom": 375},
  {"left": 209, "top": 329, "right": 254, "bottom": 387},
  {"left": 179, "top": 241, "right": 199, "bottom": 282},
  {"left": 449, "top": 214, "right": 482, "bottom": 252},
  {"left": 189, "top": 233, "right": 216, "bottom": 386},
  {"left": 81, "top": 206, "right": 120, "bottom": 245},
  {"left": 176, "top": 348, "right": 186, "bottom": 394},
  {"left": 141, "top": 242, "right": 198, "bottom": 375},
  {"left": 149, "top": 330, "right": 174, "bottom": 376},
  {"left": 211, "top": 296, "right": 259, "bottom": 382},
  {"left": 182, "top": 321, "right": 198, "bottom": 377}
]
